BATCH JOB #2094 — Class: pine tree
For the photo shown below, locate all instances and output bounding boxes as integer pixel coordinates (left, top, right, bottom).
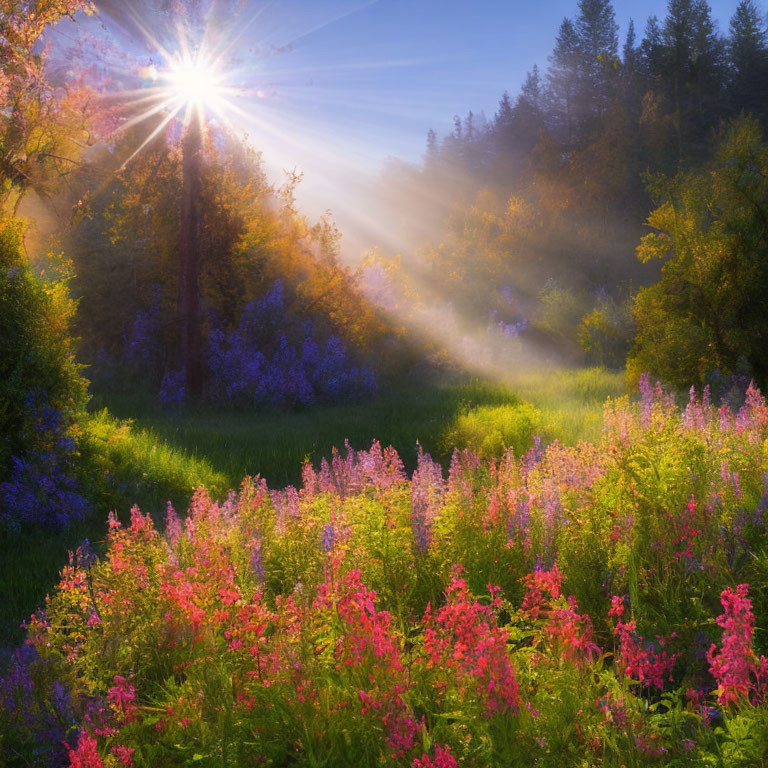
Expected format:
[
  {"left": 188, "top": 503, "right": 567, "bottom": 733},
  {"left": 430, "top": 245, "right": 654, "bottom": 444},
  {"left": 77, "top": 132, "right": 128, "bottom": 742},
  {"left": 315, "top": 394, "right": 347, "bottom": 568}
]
[
  {"left": 620, "top": 19, "right": 642, "bottom": 117},
  {"left": 662, "top": 0, "right": 725, "bottom": 161},
  {"left": 513, "top": 66, "right": 545, "bottom": 153},
  {"left": 639, "top": 15, "right": 665, "bottom": 80},
  {"left": 425, "top": 128, "right": 438, "bottom": 161},
  {"left": 574, "top": 0, "right": 619, "bottom": 126},
  {"left": 728, "top": 0, "right": 768, "bottom": 119},
  {"left": 546, "top": 18, "right": 580, "bottom": 145},
  {"left": 521, "top": 64, "right": 543, "bottom": 110}
]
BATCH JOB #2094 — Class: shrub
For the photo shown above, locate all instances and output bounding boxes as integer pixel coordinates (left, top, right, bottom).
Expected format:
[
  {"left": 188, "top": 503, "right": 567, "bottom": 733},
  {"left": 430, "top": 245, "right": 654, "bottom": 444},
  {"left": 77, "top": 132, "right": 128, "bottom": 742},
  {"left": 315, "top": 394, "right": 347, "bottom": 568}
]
[
  {"left": 442, "top": 401, "right": 543, "bottom": 457},
  {"left": 0, "top": 219, "right": 89, "bottom": 529}
]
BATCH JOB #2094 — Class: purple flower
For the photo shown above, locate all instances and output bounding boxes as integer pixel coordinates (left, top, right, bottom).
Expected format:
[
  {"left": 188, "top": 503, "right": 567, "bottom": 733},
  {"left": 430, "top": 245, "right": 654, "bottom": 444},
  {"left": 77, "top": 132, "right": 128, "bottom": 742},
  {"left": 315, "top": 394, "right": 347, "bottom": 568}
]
[
  {"left": 321, "top": 523, "right": 335, "bottom": 552},
  {"left": 249, "top": 539, "right": 265, "bottom": 583},
  {"left": 75, "top": 538, "right": 97, "bottom": 570}
]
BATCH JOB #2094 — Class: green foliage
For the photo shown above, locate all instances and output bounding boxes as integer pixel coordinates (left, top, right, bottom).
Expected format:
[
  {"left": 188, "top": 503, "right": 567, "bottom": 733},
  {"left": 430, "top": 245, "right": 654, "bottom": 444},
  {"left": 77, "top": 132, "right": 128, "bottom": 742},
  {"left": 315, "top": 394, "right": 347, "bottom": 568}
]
[
  {"left": 442, "top": 402, "right": 542, "bottom": 458},
  {"left": 0, "top": 218, "right": 87, "bottom": 473},
  {"left": 533, "top": 283, "right": 588, "bottom": 347},
  {"left": 577, "top": 294, "right": 634, "bottom": 368},
  {"left": 629, "top": 115, "right": 768, "bottom": 389},
  {"left": 75, "top": 409, "right": 228, "bottom": 510}
]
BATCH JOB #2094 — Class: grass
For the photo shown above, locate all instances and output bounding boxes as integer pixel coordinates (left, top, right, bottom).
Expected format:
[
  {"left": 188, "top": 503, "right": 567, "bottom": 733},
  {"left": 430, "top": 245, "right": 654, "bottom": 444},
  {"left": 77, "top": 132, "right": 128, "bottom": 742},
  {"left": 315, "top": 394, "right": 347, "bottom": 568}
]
[
  {"left": 95, "top": 369, "right": 625, "bottom": 490},
  {"left": 0, "top": 368, "right": 626, "bottom": 658},
  {"left": 92, "top": 381, "right": 521, "bottom": 489}
]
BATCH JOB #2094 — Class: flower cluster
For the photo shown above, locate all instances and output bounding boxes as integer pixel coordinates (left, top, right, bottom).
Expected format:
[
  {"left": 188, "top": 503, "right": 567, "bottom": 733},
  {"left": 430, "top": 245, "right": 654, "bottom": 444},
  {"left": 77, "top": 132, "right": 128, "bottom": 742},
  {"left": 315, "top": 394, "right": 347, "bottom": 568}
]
[
  {"left": 207, "top": 280, "right": 376, "bottom": 407},
  {"left": 706, "top": 584, "right": 768, "bottom": 706},
  {"left": 0, "top": 392, "right": 89, "bottom": 530}
]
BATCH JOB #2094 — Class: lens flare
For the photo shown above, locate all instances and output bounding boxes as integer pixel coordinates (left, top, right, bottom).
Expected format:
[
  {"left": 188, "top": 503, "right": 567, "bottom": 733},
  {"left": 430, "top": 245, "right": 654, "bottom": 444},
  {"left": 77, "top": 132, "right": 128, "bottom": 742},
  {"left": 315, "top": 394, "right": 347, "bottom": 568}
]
[{"left": 165, "top": 55, "right": 222, "bottom": 111}]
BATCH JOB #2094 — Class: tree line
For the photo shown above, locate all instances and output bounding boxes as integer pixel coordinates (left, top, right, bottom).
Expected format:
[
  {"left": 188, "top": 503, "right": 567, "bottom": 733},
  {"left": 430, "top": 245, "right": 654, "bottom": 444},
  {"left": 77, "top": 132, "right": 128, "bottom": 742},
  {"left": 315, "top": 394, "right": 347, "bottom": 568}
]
[{"left": 372, "top": 0, "right": 768, "bottom": 391}]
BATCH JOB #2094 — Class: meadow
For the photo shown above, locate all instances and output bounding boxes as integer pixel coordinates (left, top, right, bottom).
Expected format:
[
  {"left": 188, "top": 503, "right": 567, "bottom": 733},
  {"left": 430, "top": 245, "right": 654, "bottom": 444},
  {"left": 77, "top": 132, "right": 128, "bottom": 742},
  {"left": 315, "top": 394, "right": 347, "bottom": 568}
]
[
  {"left": 3, "top": 372, "right": 768, "bottom": 766},
  {"left": 1, "top": 370, "right": 620, "bottom": 656}
]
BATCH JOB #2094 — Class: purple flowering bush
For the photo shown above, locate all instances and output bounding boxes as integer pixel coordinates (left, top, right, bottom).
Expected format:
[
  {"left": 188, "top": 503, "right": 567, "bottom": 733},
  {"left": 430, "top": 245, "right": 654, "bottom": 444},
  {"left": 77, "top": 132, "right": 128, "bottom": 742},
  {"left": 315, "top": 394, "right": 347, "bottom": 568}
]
[
  {"left": 0, "top": 394, "right": 89, "bottom": 531},
  {"left": 108, "top": 280, "right": 376, "bottom": 407},
  {"left": 207, "top": 280, "right": 376, "bottom": 407}
]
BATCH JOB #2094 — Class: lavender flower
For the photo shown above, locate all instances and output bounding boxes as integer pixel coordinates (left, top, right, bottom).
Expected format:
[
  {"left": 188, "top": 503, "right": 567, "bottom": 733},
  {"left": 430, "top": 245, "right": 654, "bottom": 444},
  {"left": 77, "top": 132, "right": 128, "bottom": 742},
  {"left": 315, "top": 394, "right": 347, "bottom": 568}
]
[{"left": 321, "top": 523, "right": 335, "bottom": 552}]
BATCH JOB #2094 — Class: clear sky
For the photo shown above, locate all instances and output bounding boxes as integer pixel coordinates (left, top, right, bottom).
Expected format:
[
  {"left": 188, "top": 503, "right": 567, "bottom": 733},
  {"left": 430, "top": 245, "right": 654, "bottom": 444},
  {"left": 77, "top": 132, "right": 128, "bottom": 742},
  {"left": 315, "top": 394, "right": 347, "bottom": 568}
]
[{"left": 249, "top": 0, "right": 744, "bottom": 157}]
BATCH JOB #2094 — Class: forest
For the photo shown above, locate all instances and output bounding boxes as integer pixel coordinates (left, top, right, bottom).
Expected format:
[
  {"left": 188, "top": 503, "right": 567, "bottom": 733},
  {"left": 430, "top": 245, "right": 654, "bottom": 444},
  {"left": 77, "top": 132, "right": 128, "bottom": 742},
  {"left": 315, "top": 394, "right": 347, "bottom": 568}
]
[{"left": 2, "top": 0, "right": 768, "bottom": 766}]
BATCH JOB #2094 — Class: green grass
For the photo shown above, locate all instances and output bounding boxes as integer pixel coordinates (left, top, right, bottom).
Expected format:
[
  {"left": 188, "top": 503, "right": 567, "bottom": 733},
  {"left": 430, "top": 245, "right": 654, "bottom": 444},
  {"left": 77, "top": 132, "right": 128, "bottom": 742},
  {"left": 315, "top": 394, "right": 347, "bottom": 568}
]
[
  {"left": 92, "top": 381, "right": 523, "bottom": 489},
  {"left": 504, "top": 366, "right": 626, "bottom": 445}
]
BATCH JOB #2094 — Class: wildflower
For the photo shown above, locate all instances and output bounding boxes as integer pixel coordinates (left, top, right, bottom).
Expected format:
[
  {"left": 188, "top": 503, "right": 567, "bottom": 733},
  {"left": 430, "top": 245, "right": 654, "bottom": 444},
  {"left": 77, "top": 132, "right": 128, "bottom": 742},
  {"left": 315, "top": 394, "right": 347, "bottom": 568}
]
[
  {"left": 111, "top": 745, "right": 135, "bottom": 766},
  {"left": 612, "top": 607, "right": 679, "bottom": 691},
  {"left": 321, "top": 522, "right": 335, "bottom": 552},
  {"left": 75, "top": 539, "right": 98, "bottom": 571},
  {"left": 413, "top": 743, "right": 458, "bottom": 768},
  {"left": 249, "top": 538, "right": 265, "bottom": 583},
  {"left": 424, "top": 574, "right": 519, "bottom": 714},
  {"left": 67, "top": 732, "right": 103, "bottom": 768},
  {"left": 107, "top": 675, "right": 138, "bottom": 722},
  {"left": 706, "top": 584, "right": 764, "bottom": 706},
  {"left": 410, "top": 449, "right": 444, "bottom": 553},
  {"left": 165, "top": 502, "right": 182, "bottom": 547}
]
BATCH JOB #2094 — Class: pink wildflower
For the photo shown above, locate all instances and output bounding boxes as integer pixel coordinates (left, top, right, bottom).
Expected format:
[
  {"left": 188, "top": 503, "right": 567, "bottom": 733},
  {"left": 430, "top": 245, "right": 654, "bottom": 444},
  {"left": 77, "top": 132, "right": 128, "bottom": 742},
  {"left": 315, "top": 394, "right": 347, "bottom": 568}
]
[
  {"left": 413, "top": 743, "right": 458, "bottom": 768},
  {"left": 706, "top": 584, "right": 764, "bottom": 706},
  {"left": 67, "top": 732, "right": 103, "bottom": 768},
  {"left": 111, "top": 745, "right": 135, "bottom": 766}
]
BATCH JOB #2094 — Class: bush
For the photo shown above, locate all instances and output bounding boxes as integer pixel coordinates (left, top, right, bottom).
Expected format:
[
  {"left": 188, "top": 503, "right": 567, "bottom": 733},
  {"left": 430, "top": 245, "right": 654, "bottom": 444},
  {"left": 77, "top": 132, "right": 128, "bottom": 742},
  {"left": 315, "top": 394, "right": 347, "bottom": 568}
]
[
  {"left": 442, "top": 401, "right": 543, "bottom": 458},
  {"left": 0, "top": 220, "right": 86, "bottom": 472},
  {"left": 0, "top": 219, "right": 89, "bottom": 529}
]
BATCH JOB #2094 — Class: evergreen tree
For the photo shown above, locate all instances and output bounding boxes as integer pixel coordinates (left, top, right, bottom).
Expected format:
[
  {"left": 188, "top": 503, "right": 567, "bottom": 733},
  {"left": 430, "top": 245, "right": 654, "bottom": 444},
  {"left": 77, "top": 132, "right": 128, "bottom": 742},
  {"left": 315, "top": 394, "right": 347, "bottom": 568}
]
[
  {"left": 639, "top": 15, "right": 666, "bottom": 80},
  {"left": 620, "top": 19, "right": 642, "bottom": 117},
  {"left": 495, "top": 91, "right": 515, "bottom": 131},
  {"left": 574, "top": 0, "right": 619, "bottom": 123},
  {"left": 512, "top": 66, "right": 545, "bottom": 156},
  {"left": 425, "top": 128, "right": 439, "bottom": 171},
  {"left": 521, "top": 64, "right": 543, "bottom": 110},
  {"left": 662, "top": 0, "right": 726, "bottom": 159},
  {"left": 546, "top": 18, "right": 581, "bottom": 145},
  {"left": 728, "top": 0, "right": 768, "bottom": 119}
]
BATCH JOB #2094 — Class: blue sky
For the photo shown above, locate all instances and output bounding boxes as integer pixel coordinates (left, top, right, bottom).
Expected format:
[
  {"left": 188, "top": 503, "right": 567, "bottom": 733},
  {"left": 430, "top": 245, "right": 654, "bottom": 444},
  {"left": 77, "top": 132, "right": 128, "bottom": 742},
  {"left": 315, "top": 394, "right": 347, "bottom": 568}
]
[
  {"left": 251, "top": 0, "right": 744, "bottom": 159},
  {"left": 214, "top": 0, "right": 746, "bottom": 221}
]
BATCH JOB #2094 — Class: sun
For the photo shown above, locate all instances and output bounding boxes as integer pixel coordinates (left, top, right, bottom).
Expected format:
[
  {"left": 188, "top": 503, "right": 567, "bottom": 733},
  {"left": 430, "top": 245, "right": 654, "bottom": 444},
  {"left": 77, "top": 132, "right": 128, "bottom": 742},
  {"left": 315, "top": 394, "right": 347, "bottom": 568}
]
[{"left": 164, "top": 55, "right": 223, "bottom": 112}]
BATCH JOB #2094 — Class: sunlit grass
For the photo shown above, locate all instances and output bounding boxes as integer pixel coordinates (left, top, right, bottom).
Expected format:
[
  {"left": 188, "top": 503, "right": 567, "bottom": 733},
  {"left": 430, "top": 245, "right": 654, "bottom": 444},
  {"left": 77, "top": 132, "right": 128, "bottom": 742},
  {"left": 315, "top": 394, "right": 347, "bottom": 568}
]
[
  {"left": 507, "top": 366, "right": 626, "bottom": 446},
  {"left": 94, "top": 382, "right": 521, "bottom": 488},
  {"left": 442, "top": 367, "right": 626, "bottom": 456}
]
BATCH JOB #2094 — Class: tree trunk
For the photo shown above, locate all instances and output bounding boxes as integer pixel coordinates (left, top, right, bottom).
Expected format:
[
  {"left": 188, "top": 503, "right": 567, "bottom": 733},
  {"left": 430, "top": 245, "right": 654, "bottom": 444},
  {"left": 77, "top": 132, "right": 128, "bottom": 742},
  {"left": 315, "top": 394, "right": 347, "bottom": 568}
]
[{"left": 179, "top": 118, "right": 204, "bottom": 399}]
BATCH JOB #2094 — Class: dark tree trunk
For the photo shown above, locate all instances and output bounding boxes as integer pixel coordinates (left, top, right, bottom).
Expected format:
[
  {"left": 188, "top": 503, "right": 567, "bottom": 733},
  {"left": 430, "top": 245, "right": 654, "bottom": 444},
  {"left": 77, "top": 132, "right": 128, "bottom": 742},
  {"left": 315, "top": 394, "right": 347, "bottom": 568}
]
[{"left": 179, "top": 118, "right": 204, "bottom": 399}]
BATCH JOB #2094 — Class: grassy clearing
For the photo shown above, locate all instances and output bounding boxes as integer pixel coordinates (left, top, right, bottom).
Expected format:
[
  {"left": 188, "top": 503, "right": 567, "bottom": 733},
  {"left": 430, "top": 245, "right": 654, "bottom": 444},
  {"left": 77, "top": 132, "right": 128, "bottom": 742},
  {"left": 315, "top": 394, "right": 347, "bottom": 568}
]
[
  {"left": 94, "top": 369, "right": 625, "bottom": 489},
  {"left": 93, "top": 381, "right": 524, "bottom": 490},
  {"left": 505, "top": 366, "right": 626, "bottom": 445}
]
